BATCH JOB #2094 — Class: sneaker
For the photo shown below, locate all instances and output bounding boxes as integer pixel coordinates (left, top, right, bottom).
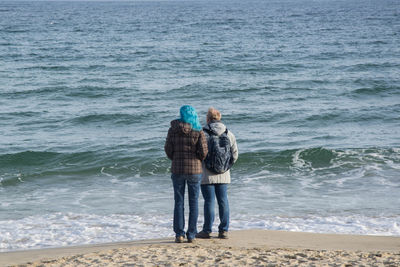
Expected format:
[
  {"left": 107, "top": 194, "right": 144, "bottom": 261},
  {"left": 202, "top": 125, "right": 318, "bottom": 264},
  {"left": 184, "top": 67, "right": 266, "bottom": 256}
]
[
  {"left": 187, "top": 238, "right": 195, "bottom": 243},
  {"left": 218, "top": 231, "right": 228, "bottom": 239},
  {"left": 175, "top": 236, "right": 184, "bottom": 243},
  {"left": 195, "top": 231, "right": 211, "bottom": 239}
]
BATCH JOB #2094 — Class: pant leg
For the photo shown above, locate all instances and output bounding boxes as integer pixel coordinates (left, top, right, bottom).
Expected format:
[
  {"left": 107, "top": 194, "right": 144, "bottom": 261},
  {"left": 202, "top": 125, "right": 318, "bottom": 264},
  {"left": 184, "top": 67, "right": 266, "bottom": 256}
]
[
  {"left": 200, "top": 184, "right": 216, "bottom": 233},
  {"left": 171, "top": 174, "right": 186, "bottom": 238},
  {"left": 214, "top": 183, "right": 229, "bottom": 232},
  {"left": 186, "top": 174, "right": 202, "bottom": 239}
]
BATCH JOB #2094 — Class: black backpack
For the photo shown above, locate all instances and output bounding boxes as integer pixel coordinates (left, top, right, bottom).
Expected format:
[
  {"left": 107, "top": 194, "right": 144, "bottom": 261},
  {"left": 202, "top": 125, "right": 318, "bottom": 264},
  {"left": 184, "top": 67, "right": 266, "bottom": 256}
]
[{"left": 203, "top": 127, "right": 233, "bottom": 174}]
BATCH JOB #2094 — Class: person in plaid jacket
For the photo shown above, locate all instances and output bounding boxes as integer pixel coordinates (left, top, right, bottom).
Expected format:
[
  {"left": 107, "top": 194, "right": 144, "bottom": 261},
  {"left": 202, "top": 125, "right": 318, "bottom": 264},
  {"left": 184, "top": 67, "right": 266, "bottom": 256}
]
[{"left": 165, "top": 105, "right": 208, "bottom": 243}]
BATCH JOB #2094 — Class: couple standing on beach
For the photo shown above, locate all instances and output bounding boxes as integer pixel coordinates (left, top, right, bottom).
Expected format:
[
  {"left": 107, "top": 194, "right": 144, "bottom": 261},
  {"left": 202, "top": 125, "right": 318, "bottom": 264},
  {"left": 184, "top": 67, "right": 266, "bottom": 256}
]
[{"left": 164, "top": 105, "right": 239, "bottom": 243}]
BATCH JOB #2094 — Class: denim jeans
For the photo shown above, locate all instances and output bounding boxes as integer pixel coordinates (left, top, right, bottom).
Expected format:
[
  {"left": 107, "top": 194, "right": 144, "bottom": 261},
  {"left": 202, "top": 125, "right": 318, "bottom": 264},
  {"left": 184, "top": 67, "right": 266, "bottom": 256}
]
[
  {"left": 171, "top": 173, "right": 202, "bottom": 239},
  {"left": 200, "top": 183, "right": 229, "bottom": 233}
]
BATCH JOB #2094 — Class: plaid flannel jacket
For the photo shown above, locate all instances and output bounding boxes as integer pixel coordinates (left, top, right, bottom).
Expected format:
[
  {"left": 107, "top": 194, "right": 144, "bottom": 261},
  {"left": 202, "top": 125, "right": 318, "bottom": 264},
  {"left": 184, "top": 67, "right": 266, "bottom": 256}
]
[{"left": 164, "top": 120, "right": 208, "bottom": 174}]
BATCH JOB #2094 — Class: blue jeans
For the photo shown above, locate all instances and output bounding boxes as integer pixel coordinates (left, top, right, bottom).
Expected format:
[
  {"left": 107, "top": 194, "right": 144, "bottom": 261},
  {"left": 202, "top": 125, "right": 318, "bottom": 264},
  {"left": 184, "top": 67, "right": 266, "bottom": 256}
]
[
  {"left": 171, "top": 174, "right": 202, "bottom": 240},
  {"left": 201, "top": 183, "right": 229, "bottom": 233}
]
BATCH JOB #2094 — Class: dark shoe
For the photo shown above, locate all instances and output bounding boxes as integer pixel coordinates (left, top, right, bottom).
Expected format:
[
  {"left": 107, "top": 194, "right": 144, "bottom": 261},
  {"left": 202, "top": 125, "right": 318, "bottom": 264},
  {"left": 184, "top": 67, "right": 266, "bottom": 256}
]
[
  {"left": 175, "top": 236, "right": 184, "bottom": 243},
  {"left": 187, "top": 238, "right": 195, "bottom": 243},
  {"left": 218, "top": 231, "right": 228, "bottom": 239},
  {"left": 195, "top": 231, "right": 211, "bottom": 239}
]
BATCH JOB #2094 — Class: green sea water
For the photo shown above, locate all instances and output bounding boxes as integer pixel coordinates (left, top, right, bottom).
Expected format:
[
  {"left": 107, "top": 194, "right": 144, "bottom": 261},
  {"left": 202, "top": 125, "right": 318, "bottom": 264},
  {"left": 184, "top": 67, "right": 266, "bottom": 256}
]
[{"left": 0, "top": 0, "right": 399, "bottom": 251}]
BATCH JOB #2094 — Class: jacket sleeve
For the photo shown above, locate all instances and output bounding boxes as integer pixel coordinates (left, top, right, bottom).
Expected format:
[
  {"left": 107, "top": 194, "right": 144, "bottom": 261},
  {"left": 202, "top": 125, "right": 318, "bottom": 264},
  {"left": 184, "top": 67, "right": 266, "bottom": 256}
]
[
  {"left": 228, "top": 131, "right": 239, "bottom": 163},
  {"left": 196, "top": 130, "right": 208, "bottom": 161},
  {"left": 164, "top": 128, "right": 174, "bottom": 160}
]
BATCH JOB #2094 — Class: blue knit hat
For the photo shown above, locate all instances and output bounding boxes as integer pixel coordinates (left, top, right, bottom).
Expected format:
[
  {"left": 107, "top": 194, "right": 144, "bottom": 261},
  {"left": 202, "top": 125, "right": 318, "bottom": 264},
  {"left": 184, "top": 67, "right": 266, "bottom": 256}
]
[{"left": 179, "top": 105, "right": 202, "bottom": 131}]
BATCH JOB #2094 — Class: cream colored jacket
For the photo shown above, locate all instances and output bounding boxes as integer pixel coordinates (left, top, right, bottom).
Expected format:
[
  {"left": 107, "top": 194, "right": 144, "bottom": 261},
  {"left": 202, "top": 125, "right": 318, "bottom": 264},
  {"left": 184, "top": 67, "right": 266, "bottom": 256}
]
[{"left": 201, "top": 121, "right": 238, "bottom": 184}]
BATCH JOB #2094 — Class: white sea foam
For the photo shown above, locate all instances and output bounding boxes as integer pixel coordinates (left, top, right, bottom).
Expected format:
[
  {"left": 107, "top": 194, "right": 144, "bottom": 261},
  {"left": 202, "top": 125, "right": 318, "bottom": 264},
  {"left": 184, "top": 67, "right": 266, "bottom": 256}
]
[
  {"left": 0, "top": 213, "right": 172, "bottom": 252},
  {"left": 291, "top": 149, "right": 309, "bottom": 170},
  {"left": 230, "top": 214, "right": 400, "bottom": 237},
  {"left": 1, "top": 212, "right": 399, "bottom": 252},
  {"left": 100, "top": 167, "right": 113, "bottom": 177}
]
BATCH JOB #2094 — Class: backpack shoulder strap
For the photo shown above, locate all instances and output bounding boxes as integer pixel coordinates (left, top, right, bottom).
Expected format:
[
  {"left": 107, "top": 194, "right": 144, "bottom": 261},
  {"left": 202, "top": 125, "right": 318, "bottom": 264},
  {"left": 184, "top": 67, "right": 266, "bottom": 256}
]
[
  {"left": 203, "top": 127, "right": 212, "bottom": 134},
  {"left": 203, "top": 127, "right": 216, "bottom": 136},
  {"left": 203, "top": 126, "right": 228, "bottom": 136}
]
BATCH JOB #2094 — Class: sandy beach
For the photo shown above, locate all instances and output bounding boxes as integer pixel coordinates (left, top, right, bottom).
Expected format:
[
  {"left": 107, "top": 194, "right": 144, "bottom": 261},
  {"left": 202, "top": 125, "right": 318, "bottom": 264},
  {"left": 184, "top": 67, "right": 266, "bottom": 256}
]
[{"left": 1, "top": 230, "right": 399, "bottom": 266}]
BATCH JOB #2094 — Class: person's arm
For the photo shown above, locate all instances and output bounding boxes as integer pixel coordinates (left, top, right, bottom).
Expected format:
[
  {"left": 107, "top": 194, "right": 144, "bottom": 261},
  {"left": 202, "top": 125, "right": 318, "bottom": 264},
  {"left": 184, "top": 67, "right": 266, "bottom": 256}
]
[
  {"left": 164, "top": 128, "right": 174, "bottom": 160},
  {"left": 229, "top": 131, "right": 239, "bottom": 163},
  {"left": 196, "top": 130, "right": 208, "bottom": 161}
]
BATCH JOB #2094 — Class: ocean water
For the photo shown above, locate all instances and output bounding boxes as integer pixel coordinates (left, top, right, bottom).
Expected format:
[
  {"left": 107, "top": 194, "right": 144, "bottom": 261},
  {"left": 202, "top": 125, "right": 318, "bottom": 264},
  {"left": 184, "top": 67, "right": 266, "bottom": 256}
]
[{"left": 1, "top": 0, "right": 400, "bottom": 252}]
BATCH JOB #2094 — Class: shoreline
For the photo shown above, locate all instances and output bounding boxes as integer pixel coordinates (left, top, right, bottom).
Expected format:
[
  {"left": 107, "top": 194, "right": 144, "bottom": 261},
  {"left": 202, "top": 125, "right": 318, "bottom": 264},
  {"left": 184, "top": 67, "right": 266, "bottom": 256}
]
[{"left": 1, "top": 230, "right": 400, "bottom": 266}]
